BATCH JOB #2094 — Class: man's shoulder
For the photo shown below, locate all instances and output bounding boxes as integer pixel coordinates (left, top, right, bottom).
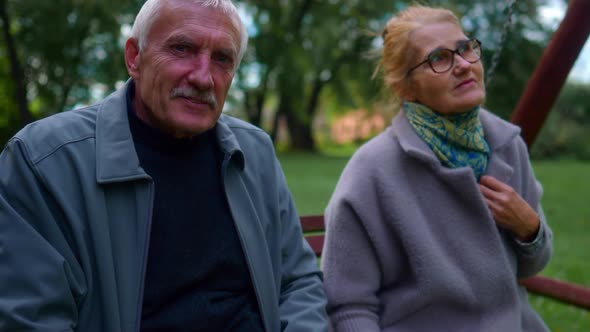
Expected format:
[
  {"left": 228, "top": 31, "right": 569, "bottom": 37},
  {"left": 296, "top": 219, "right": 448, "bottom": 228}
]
[
  {"left": 218, "top": 114, "right": 271, "bottom": 144},
  {"left": 354, "top": 127, "right": 398, "bottom": 160},
  {"left": 11, "top": 104, "right": 100, "bottom": 163},
  {"left": 219, "top": 114, "right": 266, "bottom": 135}
]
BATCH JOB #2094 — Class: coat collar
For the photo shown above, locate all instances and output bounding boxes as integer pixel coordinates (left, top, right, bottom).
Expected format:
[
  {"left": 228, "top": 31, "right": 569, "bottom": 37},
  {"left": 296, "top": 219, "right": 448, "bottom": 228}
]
[
  {"left": 391, "top": 108, "right": 521, "bottom": 183},
  {"left": 95, "top": 80, "right": 244, "bottom": 184},
  {"left": 215, "top": 114, "right": 246, "bottom": 170}
]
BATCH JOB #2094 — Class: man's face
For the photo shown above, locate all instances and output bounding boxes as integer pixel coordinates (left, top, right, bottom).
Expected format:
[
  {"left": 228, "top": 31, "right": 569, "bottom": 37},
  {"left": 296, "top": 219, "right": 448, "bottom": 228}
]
[{"left": 125, "top": 1, "right": 241, "bottom": 138}]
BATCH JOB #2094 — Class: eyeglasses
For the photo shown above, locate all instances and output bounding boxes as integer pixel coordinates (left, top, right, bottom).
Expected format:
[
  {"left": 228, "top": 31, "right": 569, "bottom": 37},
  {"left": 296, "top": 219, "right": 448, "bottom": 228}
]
[{"left": 407, "top": 39, "right": 482, "bottom": 75}]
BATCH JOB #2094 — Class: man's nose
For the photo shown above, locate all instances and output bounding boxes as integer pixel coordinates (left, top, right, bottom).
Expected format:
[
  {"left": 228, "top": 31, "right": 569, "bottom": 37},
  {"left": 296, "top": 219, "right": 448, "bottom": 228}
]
[{"left": 187, "top": 54, "right": 214, "bottom": 90}]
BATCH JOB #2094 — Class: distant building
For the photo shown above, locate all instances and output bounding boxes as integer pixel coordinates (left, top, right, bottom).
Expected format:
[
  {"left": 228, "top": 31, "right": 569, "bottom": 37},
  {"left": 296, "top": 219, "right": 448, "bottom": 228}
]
[{"left": 330, "top": 109, "right": 386, "bottom": 144}]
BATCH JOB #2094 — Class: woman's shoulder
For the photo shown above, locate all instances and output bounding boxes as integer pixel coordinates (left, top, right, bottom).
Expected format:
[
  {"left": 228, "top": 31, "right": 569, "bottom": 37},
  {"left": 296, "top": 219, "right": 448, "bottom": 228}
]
[
  {"left": 349, "top": 127, "right": 401, "bottom": 165},
  {"left": 479, "top": 108, "right": 522, "bottom": 149}
]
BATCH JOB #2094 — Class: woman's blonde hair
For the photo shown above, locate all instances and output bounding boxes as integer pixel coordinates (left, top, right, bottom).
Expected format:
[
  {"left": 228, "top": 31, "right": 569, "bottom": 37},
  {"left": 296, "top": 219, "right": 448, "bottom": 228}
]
[{"left": 376, "top": 5, "right": 460, "bottom": 106}]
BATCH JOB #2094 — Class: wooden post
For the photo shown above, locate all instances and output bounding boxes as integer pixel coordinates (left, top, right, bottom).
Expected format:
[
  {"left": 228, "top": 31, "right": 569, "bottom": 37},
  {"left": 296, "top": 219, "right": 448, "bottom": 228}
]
[{"left": 510, "top": 0, "right": 590, "bottom": 147}]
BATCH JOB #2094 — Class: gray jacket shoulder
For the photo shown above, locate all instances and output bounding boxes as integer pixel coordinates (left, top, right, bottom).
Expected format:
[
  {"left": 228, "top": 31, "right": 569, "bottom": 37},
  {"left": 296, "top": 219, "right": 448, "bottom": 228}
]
[
  {"left": 219, "top": 114, "right": 267, "bottom": 136},
  {"left": 218, "top": 114, "right": 274, "bottom": 149},
  {"left": 11, "top": 105, "right": 100, "bottom": 164}
]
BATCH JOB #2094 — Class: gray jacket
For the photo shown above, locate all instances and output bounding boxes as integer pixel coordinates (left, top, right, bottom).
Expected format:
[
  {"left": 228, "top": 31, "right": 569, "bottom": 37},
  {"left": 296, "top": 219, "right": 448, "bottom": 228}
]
[
  {"left": 0, "top": 82, "right": 328, "bottom": 332},
  {"left": 322, "top": 110, "right": 552, "bottom": 332}
]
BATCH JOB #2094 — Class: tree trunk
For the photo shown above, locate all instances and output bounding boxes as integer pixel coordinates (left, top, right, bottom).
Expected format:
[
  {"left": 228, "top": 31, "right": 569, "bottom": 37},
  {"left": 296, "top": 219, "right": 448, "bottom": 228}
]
[
  {"left": 0, "top": 0, "right": 32, "bottom": 126},
  {"left": 244, "top": 91, "right": 263, "bottom": 127},
  {"left": 270, "top": 109, "right": 281, "bottom": 143},
  {"left": 282, "top": 75, "right": 328, "bottom": 151},
  {"left": 285, "top": 109, "right": 315, "bottom": 151},
  {"left": 307, "top": 77, "right": 325, "bottom": 117},
  {"left": 280, "top": 90, "right": 315, "bottom": 151}
]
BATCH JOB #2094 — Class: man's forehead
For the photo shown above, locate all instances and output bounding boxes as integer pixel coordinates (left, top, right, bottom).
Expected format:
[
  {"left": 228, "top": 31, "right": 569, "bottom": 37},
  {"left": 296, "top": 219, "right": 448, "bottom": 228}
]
[{"left": 151, "top": 4, "right": 241, "bottom": 50}]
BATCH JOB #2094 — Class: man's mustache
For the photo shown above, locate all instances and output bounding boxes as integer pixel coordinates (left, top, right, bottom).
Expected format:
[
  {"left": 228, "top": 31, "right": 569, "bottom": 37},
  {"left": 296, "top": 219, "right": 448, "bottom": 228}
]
[{"left": 171, "top": 86, "right": 218, "bottom": 109}]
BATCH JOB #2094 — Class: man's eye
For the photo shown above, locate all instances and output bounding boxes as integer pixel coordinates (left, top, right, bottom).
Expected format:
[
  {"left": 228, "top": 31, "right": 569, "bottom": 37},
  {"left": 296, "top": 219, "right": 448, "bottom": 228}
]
[
  {"left": 214, "top": 53, "right": 234, "bottom": 66},
  {"left": 173, "top": 44, "right": 189, "bottom": 53}
]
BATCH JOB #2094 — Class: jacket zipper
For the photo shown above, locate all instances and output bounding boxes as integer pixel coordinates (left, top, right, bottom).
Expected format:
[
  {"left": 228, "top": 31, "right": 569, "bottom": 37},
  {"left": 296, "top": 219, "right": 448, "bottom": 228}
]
[
  {"left": 220, "top": 152, "right": 269, "bottom": 332},
  {"left": 135, "top": 180, "right": 155, "bottom": 332}
]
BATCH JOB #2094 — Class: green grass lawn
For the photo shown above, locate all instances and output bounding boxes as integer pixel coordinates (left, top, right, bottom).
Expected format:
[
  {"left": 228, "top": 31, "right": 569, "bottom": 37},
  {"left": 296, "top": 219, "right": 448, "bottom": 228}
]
[{"left": 278, "top": 153, "right": 590, "bottom": 331}]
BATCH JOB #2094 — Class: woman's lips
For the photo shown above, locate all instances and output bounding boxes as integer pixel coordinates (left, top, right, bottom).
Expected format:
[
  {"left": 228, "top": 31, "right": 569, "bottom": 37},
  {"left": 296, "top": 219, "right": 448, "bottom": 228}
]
[{"left": 455, "top": 79, "right": 475, "bottom": 89}]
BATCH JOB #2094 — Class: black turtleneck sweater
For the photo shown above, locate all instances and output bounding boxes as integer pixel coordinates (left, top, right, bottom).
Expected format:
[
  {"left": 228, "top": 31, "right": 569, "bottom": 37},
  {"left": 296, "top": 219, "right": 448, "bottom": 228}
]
[{"left": 126, "top": 86, "right": 264, "bottom": 332}]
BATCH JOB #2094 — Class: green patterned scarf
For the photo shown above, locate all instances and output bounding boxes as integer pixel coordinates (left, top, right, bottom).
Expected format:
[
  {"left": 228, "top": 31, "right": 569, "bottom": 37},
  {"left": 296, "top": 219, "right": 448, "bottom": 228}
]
[{"left": 403, "top": 101, "right": 490, "bottom": 180}]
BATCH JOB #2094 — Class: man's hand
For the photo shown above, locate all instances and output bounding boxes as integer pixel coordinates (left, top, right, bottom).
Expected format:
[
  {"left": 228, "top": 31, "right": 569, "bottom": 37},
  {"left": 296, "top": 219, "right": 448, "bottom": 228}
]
[{"left": 479, "top": 175, "right": 540, "bottom": 242}]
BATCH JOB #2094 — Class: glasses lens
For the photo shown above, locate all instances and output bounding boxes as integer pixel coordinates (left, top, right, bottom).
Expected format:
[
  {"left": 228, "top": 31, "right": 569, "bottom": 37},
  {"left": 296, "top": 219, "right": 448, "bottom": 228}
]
[
  {"left": 459, "top": 40, "right": 481, "bottom": 62},
  {"left": 429, "top": 49, "right": 453, "bottom": 73}
]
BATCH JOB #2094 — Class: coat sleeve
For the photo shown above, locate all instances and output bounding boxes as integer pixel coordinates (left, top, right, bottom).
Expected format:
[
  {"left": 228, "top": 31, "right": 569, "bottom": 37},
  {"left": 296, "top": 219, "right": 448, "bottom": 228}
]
[
  {"left": 0, "top": 138, "right": 82, "bottom": 331},
  {"left": 512, "top": 199, "right": 553, "bottom": 279},
  {"left": 321, "top": 191, "right": 381, "bottom": 332},
  {"left": 511, "top": 137, "right": 553, "bottom": 279},
  {"left": 274, "top": 159, "right": 329, "bottom": 332}
]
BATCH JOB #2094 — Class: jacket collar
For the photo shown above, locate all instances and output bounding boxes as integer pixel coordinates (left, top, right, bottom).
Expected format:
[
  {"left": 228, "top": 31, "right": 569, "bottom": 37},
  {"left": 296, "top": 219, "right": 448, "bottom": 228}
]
[
  {"left": 391, "top": 108, "right": 521, "bottom": 183},
  {"left": 95, "top": 80, "right": 245, "bottom": 184},
  {"left": 215, "top": 115, "right": 246, "bottom": 170}
]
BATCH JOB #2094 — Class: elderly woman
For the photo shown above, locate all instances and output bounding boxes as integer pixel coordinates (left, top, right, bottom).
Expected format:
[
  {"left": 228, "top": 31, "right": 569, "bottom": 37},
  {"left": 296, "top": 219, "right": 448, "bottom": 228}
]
[{"left": 321, "top": 5, "right": 552, "bottom": 332}]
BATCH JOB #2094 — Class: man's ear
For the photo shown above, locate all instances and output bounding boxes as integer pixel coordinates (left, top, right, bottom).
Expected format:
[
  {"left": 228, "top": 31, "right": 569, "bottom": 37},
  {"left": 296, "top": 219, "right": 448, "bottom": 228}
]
[{"left": 125, "top": 38, "right": 141, "bottom": 79}]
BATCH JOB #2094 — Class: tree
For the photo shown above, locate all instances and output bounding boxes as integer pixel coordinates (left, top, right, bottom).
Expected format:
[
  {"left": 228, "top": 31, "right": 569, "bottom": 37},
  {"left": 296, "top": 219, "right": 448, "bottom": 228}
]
[
  {"left": 0, "top": 0, "right": 556, "bottom": 151},
  {"left": 235, "top": 0, "right": 552, "bottom": 151},
  {"left": 235, "top": 0, "right": 401, "bottom": 150},
  {"left": 0, "top": 0, "right": 137, "bottom": 141},
  {"left": 531, "top": 82, "right": 590, "bottom": 159},
  {"left": 0, "top": 0, "right": 31, "bottom": 128}
]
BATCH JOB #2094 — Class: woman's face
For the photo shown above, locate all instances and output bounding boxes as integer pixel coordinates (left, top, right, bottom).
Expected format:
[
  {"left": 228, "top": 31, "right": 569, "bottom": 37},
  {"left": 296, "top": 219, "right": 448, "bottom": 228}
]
[{"left": 403, "top": 22, "right": 485, "bottom": 114}]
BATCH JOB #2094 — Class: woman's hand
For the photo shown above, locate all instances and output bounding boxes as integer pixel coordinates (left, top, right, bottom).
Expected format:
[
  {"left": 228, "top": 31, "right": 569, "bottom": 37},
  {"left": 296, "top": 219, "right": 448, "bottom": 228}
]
[{"left": 479, "top": 175, "right": 540, "bottom": 242}]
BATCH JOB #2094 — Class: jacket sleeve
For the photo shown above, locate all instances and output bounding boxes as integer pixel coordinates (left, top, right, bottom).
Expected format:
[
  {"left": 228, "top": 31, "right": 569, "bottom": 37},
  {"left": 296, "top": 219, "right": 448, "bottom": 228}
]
[
  {"left": 274, "top": 159, "right": 330, "bottom": 332},
  {"left": 321, "top": 196, "right": 381, "bottom": 332},
  {"left": 0, "top": 138, "right": 82, "bottom": 331},
  {"left": 511, "top": 137, "right": 553, "bottom": 279},
  {"left": 512, "top": 200, "right": 553, "bottom": 279}
]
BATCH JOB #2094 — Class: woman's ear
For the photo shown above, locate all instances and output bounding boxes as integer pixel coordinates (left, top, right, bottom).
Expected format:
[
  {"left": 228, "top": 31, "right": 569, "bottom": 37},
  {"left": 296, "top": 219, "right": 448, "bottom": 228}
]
[
  {"left": 394, "top": 79, "right": 415, "bottom": 102},
  {"left": 125, "top": 38, "right": 141, "bottom": 79}
]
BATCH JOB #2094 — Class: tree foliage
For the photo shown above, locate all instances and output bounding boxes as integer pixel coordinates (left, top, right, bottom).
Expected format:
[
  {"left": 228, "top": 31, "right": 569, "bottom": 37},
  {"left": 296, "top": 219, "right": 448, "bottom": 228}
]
[
  {"left": 0, "top": 0, "right": 575, "bottom": 154},
  {"left": 532, "top": 82, "right": 590, "bottom": 159},
  {"left": 0, "top": 0, "right": 141, "bottom": 140},
  {"left": 233, "top": 0, "right": 554, "bottom": 150},
  {"left": 234, "top": 0, "right": 403, "bottom": 150}
]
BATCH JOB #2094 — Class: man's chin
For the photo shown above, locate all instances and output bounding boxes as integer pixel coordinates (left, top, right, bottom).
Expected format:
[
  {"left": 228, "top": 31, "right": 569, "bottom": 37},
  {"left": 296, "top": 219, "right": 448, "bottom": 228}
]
[{"left": 169, "top": 117, "right": 217, "bottom": 138}]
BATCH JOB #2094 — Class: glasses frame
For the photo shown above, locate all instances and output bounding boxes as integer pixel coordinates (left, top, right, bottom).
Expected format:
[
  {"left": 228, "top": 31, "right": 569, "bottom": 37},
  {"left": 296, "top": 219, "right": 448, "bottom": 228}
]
[{"left": 406, "top": 39, "right": 482, "bottom": 76}]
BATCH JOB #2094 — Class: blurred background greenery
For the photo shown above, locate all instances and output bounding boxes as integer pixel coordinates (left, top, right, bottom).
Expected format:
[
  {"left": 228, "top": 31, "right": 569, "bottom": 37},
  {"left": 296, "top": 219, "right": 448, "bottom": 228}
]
[
  {"left": 1, "top": 0, "right": 589, "bottom": 158},
  {"left": 1, "top": 0, "right": 589, "bottom": 330}
]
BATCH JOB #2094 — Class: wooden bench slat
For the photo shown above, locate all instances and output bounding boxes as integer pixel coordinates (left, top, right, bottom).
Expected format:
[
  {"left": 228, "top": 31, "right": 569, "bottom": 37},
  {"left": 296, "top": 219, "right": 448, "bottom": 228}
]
[
  {"left": 305, "top": 234, "right": 324, "bottom": 257},
  {"left": 519, "top": 275, "right": 590, "bottom": 309},
  {"left": 301, "top": 214, "right": 590, "bottom": 310},
  {"left": 301, "top": 215, "right": 325, "bottom": 232}
]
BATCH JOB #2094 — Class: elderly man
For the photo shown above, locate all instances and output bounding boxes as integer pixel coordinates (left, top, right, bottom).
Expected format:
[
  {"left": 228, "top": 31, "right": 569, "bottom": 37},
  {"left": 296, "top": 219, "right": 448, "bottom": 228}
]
[{"left": 0, "top": 0, "right": 328, "bottom": 331}]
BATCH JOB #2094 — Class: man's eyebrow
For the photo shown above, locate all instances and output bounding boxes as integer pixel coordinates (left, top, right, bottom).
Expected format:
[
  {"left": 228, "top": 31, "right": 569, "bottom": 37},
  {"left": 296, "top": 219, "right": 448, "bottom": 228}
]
[
  {"left": 165, "top": 34, "right": 238, "bottom": 55},
  {"left": 165, "top": 34, "right": 193, "bottom": 45},
  {"left": 217, "top": 47, "right": 237, "bottom": 56}
]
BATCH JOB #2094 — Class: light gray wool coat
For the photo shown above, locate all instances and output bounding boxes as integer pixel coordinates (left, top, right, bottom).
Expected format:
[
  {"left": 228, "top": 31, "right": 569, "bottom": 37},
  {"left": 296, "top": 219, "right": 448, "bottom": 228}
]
[{"left": 321, "top": 109, "right": 552, "bottom": 332}]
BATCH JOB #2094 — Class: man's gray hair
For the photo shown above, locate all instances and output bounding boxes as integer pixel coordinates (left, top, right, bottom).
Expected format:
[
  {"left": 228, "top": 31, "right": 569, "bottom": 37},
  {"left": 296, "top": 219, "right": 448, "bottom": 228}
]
[{"left": 130, "top": 0, "right": 248, "bottom": 64}]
